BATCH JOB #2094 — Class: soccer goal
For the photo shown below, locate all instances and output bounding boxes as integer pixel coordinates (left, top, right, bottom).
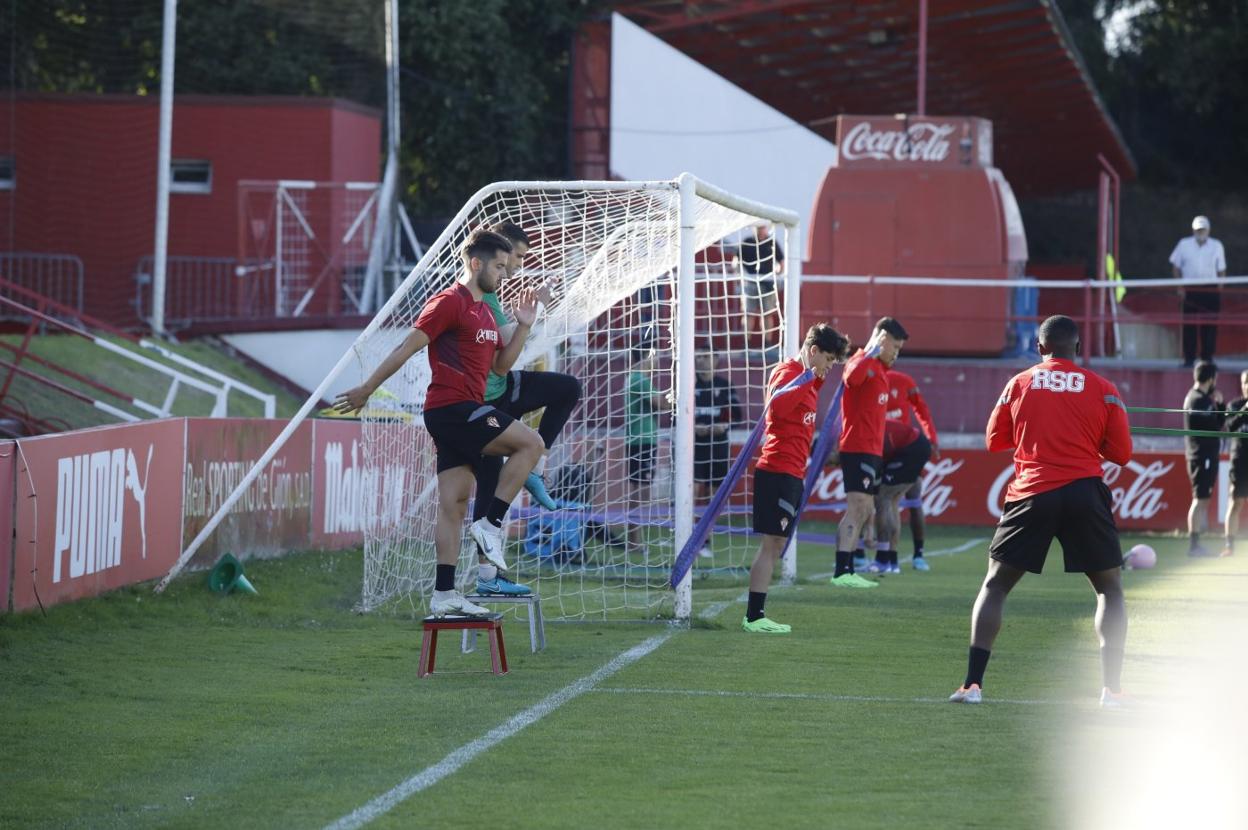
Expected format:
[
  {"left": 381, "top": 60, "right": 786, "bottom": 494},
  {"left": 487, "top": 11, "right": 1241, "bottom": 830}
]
[{"left": 158, "top": 174, "right": 801, "bottom": 621}]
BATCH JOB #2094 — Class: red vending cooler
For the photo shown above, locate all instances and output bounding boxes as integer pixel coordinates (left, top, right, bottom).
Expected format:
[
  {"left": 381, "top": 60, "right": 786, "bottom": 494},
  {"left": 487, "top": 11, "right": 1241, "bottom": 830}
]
[{"left": 803, "top": 115, "right": 1028, "bottom": 356}]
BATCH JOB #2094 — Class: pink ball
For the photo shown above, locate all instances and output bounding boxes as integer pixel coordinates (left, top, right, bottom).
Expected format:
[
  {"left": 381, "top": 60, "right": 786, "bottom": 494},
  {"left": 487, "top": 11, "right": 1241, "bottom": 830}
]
[{"left": 1125, "top": 544, "right": 1156, "bottom": 570}]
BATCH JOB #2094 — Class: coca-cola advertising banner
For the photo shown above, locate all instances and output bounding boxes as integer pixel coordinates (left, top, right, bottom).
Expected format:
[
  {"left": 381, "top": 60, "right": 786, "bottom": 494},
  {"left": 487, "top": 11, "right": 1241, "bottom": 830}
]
[
  {"left": 11, "top": 421, "right": 185, "bottom": 612},
  {"left": 804, "top": 448, "right": 1193, "bottom": 531},
  {"left": 0, "top": 441, "right": 15, "bottom": 611},
  {"left": 182, "top": 419, "right": 313, "bottom": 566},
  {"left": 835, "top": 115, "right": 993, "bottom": 170}
]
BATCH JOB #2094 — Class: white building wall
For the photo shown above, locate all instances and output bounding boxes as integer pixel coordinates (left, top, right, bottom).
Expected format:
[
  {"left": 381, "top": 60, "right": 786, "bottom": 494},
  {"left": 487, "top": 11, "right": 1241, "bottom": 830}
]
[{"left": 610, "top": 13, "right": 838, "bottom": 237}]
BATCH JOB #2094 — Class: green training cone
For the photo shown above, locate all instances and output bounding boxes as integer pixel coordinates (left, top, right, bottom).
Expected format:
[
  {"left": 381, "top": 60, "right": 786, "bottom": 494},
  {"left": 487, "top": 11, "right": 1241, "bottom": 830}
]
[{"left": 207, "top": 554, "right": 258, "bottom": 596}]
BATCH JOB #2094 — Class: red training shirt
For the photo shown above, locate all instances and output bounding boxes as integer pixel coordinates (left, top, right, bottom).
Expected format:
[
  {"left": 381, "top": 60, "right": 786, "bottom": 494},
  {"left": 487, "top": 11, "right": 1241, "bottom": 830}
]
[
  {"left": 757, "top": 358, "right": 825, "bottom": 478},
  {"left": 987, "top": 356, "right": 1132, "bottom": 502},
  {"left": 882, "top": 419, "right": 920, "bottom": 461},
  {"left": 886, "top": 369, "right": 939, "bottom": 447},
  {"left": 839, "top": 348, "right": 890, "bottom": 455},
  {"left": 413, "top": 284, "right": 502, "bottom": 410}
]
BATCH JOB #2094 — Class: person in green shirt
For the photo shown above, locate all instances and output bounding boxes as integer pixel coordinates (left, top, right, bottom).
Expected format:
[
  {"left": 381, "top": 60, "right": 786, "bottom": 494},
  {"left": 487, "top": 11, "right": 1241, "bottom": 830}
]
[
  {"left": 471, "top": 221, "right": 583, "bottom": 596},
  {"left": 625, "top": 342, "right": 667, "bottom": 550}
]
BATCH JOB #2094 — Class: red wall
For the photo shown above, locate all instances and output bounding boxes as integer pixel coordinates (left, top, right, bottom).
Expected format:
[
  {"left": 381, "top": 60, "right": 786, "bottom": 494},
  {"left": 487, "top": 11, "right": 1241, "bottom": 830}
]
[
  {"left": 0, "top": 94, "right": 381, "bottom": 325},
  {"left": 804, "top": 166, "right": 1023, "bottom": 354}
]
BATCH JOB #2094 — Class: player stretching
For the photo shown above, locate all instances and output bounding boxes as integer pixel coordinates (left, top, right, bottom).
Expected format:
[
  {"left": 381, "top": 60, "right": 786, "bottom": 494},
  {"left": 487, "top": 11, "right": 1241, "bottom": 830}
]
[
  {"left": 471, "top": 221, "right": 583, "bottom": 596},
  {"left": 833, "top": 317, "right": 908, "bottom": 588},
  {"left": 950, "top": 315, "right": 1131, "bottom": 706},
  {"left": 886, "top": 365, "right": 939, "bottom": 570},
  {"left": 869, "top": 420, "right": 932, "bottom": 575},
  {"left": 335, "top": 230, "right": 545, "bottom": 617},
  {"left": 744, "top": 323, "right": 850, "bottom": 633}
]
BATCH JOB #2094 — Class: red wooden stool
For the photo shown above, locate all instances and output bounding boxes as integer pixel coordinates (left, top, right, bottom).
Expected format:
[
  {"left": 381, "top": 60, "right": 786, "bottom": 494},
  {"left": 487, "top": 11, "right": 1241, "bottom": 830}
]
[{"left": 419, "top": 613, "right": 508, "bottom": 677}]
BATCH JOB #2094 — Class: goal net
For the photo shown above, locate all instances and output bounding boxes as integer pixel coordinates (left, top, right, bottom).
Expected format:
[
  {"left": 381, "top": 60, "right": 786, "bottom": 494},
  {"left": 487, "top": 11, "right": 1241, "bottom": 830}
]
[{"left": 160, "top": 175, "right": 801, "bottom": 620}]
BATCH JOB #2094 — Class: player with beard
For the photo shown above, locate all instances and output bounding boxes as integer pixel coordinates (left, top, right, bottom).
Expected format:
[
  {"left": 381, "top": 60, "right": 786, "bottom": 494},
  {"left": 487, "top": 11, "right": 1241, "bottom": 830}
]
[{"left": 335, "top": 229, "right": 544, "bottom": 617}]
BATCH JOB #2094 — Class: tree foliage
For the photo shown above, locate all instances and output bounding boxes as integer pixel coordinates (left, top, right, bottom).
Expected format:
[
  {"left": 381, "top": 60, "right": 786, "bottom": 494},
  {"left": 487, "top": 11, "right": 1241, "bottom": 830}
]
[{"left": 1057, "top": 0, "right": 1248, "bottom": 188}]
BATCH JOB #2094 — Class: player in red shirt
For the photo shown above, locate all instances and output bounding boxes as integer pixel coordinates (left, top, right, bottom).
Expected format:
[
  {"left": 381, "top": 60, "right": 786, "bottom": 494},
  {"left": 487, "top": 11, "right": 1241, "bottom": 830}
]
[
  {"left": 866, "top": 419, "right": 932, "bottom": 575},
  {"left": 833, "top": 317, "right": 908, "bottom": 588},
  {"left": 886, "top": 368, "right": 939, "bottom": 571},
  {"left": 335, "top": 229, "right": 543, "bottom": 618},
  {"left": 743, "top": 323, "right": 851, "bottom": 633},
  {"left": 949, "top": 315, "right": 1132, "bottom": 707}
]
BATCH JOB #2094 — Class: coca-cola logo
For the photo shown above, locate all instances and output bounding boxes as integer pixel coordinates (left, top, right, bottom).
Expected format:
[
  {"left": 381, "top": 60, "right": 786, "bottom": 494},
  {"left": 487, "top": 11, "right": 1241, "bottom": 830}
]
[
  {"left": 841, "top": 121, "right": 955, "bottom": 163},
  {"left": 808, "top": 457, "right": 963, "bottom": 516},
  {"left": 920, "top": 458, "right": 963, "bottom": 517},
  {"left": 987, "top": 460, "right": 1173, "bottom": 520},
  {"left": 1102, "top": 460, "right": 1172, "bottom": 520},
  {"left": 813, "top": 467, "right": 846, "bottom": 506}
]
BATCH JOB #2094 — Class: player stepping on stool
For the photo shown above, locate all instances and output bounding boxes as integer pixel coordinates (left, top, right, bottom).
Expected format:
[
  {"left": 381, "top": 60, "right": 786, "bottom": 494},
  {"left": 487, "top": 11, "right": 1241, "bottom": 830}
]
[
  {"left": 524, "top": 472, "right": 557, "bottom": 510},
  {"left": 476, "top": 563, "right": 531, "bottom": 596},
  {"left": 470, "top": 518, "right": 509, "bottom": 571},
  {"left": 431, "top": 590, "right": 490, "bottom": 617}
]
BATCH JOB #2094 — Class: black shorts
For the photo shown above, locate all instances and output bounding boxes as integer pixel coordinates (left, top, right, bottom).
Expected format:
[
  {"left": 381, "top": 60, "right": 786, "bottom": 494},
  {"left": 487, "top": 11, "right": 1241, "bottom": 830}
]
[
  {"left": 423, "top": 402, "right": 515, "bottom": 474},
  {"left": 1231, "top": 456, "right": 1248, "bottom": 499},
  {"left": 882, "top": 435, "right": 931, "bottom": 488},
  {"left": 840, "top": 452, "right": 882, "bottom": 495},
  {"left": 627, "top": 442, "right": 656, "bottom": 484},
  {"left": 1188, "top": 453, "right": 1217, "bottom": 499},
  {"left": 753, "top": 469, "right": 804, "bottom": 537},
  {"left": 694, "top": 439, "right": 731, "bottom": 486},
  {"left": 989, "top": 477, "right": 1123, "bottom": 574}
]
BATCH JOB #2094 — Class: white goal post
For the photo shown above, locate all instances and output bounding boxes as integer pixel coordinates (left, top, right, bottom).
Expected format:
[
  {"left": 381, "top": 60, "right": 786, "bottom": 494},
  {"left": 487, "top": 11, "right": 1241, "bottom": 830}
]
[{"left": 156, "top": 173, "right": 802, "bottom": 621}]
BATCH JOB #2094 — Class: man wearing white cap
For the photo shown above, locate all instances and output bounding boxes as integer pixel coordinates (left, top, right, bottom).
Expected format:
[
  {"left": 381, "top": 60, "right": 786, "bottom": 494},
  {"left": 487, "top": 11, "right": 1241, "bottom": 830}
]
[{"left": 1171, "top": 215, "right": 1228, "bottom": 366}]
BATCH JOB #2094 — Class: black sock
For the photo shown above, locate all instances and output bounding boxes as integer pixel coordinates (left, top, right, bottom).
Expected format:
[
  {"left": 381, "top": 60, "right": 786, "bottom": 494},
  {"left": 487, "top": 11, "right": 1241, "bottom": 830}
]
[
  {"left": 435, "top": 564, "right": 456, "bottom": 592},
  {"left": 966, "top": 646, "right": 991, "bottom": 688},
  {"left": 486, "top": 497, "right": 510, "bottom": 527},
  {"left": 873, "top": 547, "right": 887, "bottom": 565},
  {"left": 914, "top": 542, "right": 924, "bottom": 559},
  {"left": 835, "top": 550, "right": 853, "bottom": 577},
  {"left": 1101, "top": 646, "right": 1124, "bottom": 694},
  {"left": 1189, "top": 531, "right": 1200, "bottom": 548},
  {"left": 746, "top": 591, "right": 767, "bottom": 622},
  {"left": 887, "top": 550, "right": 899, "bottom": 566}
]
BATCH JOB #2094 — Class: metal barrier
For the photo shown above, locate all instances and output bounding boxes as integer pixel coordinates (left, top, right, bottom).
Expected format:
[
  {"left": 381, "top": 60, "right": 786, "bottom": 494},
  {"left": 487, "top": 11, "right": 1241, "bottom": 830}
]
[
  {"left": 802, "top": 274, "right": 1248, "bottom": 362},
  {"left": 133, "top": 255, "right": 254, "bottom": 329},
  {"left": 0, "top": 276, "right": 276, "bottom": 433},
  {"left": 0, "top": 253, "right": 84, "bottom": 315}
]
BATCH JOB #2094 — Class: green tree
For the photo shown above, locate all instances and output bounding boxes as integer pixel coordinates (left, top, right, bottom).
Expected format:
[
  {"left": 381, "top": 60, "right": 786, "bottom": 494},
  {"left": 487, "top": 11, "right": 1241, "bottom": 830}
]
[
  {"left": 396, "top": 0, "right": 587, "bottom": 215},
  {"left": 1058, "top": 0, "right": 1248, "bottom": 188}
]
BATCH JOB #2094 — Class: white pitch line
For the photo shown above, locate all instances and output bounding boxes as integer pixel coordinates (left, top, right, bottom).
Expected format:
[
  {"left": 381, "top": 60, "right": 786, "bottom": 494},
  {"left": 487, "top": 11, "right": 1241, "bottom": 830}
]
[
  {"left": 697, "top": 590, "right": 748, "bottom": 621},
  {"left": 326, "top": 594, "right": 746, "bottom": 829},
  {"left": 592, "top": 686, "right": 1064, "bottom": 707},
  {"left": 809, "top": 537, "right": 987, "bottom": 581}
]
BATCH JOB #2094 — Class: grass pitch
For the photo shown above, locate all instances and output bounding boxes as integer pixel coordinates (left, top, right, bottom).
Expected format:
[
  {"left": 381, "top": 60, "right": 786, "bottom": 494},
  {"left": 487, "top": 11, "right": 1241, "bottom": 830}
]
[{"left": 0, "top": 527, "right": 1230, "bottom": 829}]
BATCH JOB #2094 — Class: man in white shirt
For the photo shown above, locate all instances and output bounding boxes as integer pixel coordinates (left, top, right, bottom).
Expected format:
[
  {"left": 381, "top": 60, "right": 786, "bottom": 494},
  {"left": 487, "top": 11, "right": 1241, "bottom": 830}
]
[{"left": 1171, "top": 215, "right": 1228, "bottom": 366}]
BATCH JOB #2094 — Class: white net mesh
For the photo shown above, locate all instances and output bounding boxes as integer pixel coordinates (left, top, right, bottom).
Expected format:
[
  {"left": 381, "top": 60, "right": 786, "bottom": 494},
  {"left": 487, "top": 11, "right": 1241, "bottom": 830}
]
[{"left": 356, "top": 181, "right": 791, "bottom": 619}]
